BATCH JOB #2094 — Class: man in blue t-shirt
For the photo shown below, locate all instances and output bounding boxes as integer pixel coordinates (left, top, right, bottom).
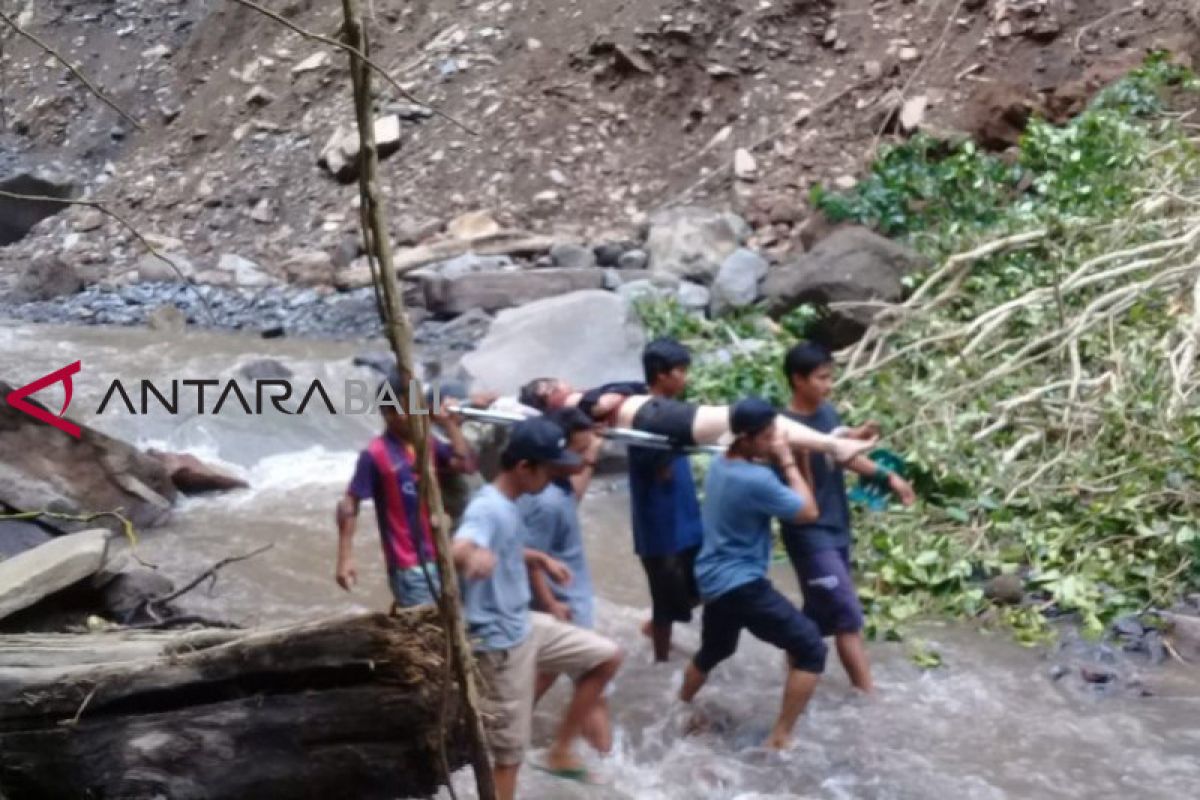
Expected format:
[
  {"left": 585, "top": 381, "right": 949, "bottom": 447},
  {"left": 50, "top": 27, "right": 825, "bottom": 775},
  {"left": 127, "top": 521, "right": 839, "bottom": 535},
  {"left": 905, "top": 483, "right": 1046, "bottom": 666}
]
[
  {"left": 681, "top": 398, "right": 828, "bottom": 750},
  {"left": 628, "top": 338, "right": 705, "bottom": 662},
  {"left": 780, "top": 342, "right": 915, "bottom": 693},
  {"left": 452, "top": 418, "right": 623, "bottom": 798},
  {"left": 519, "top": 407, "right": 611, "bottom": 752}
]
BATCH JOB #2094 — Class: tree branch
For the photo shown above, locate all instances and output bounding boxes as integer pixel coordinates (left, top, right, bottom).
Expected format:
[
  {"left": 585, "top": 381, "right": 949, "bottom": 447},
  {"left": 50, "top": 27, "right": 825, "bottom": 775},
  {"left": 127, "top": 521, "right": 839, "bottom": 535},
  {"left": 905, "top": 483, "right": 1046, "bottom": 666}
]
[
  {"left": 0, "top": 9, "right": 142, "bottom": 130},
  {"left": 225, "top": 0, "right": 475, "bottom": 135}
]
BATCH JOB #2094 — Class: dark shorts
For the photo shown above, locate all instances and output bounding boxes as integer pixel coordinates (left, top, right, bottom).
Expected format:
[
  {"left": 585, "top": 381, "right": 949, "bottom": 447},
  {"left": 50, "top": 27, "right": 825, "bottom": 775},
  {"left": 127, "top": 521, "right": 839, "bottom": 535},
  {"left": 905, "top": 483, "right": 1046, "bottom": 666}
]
[
  {"left": 640, "top": 545, "right": 700, "bottom": 625},
  {"left": 694, "top": 578, "right": 827, "bottom": 674},
  {"left": 632, "top": 397, "right": 698, "bottom": 447},
  {"left": 794, "top": 546, "right": 865, "bottom": 636}
]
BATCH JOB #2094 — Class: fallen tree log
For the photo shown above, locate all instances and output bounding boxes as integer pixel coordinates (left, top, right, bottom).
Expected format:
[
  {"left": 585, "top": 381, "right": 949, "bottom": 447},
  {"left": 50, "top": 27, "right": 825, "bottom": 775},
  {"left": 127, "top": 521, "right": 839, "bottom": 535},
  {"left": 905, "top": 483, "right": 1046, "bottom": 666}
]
[
  {"left": 334, "top": 229, "right": 561, "bottom": 289},
  {"left": 0, "top": 610, "right": 469, "bottom": 800}
]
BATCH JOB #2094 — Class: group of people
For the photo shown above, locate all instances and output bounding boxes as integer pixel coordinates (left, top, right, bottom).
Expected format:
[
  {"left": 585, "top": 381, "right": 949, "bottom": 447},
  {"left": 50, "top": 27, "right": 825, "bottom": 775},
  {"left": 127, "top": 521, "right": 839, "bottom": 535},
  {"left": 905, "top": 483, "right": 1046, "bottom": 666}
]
[{"left": 334, "top": 338, "right": 914, "bottom": 798}]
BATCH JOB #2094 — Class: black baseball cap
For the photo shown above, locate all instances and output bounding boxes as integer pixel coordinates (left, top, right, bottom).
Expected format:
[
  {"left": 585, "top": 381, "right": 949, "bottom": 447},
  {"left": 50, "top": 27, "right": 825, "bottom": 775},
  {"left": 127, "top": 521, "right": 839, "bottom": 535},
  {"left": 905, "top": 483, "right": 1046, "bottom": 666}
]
[
  {"left": 503, "top": 417, "right": 583, "bottom": 467},
  {"left": 730, "top": 397, "right": 777, "bottom": 436}
]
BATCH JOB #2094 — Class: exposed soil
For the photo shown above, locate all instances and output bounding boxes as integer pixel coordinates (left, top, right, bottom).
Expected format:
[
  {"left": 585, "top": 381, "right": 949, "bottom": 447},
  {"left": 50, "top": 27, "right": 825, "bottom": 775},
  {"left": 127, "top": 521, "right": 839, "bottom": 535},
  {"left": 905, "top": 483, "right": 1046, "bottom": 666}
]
[{"left": 1, "top": 0, "right": 1198, "bottom": 288}]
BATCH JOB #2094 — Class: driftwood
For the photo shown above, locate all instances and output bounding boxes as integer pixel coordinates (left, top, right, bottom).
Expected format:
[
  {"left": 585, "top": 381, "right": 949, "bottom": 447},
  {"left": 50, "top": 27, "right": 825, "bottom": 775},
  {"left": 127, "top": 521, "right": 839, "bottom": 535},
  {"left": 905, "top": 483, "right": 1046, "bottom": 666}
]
[
  {"left": 0, "top": 610, "right": 469, "bottom": 800},
  {"left": 334, "top": 230, "right": 560, "bottom": 289}
]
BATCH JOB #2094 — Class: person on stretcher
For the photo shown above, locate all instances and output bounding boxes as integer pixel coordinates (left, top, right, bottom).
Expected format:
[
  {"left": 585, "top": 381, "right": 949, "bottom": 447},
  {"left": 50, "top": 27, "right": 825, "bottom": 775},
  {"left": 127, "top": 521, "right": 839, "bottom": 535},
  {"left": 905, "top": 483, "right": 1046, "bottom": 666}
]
[{"left": 514, "top": 378, "right": 875, "bottom": 464}]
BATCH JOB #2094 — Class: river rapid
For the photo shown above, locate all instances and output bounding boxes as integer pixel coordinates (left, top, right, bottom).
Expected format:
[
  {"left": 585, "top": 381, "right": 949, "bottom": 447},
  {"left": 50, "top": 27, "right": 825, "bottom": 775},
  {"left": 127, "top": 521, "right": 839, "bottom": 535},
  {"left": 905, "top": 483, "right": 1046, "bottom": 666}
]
[{"left": 1, "top": 322, "right": 1197, "bottom": 800}]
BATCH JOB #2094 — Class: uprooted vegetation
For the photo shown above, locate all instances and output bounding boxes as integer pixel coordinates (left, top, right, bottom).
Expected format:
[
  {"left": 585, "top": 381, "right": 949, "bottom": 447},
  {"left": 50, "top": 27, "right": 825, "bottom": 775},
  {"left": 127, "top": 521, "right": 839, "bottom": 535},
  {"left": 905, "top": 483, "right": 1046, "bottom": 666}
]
[{"left": 638, "top": 54, "right": 1200, "bottom": 644}]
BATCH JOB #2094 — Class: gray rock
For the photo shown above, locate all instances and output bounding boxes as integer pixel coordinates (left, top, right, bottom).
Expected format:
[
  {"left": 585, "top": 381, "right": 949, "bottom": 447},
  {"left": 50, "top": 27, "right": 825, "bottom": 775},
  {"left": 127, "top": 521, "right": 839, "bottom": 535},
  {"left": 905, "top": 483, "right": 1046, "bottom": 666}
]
[
  {"left": 615, "top": 278, "right": 666, "bottom": 306},
  {"left": 433, "top": 252, "right": 514, "bottom": 280},
  {"left": 762, "top": 226, "right": 923, "bottom": 349},
  {"left": 594, "top": 242, "right": 635, "bottom": 267},
  {"left": 237, "top": 357, "right": 294, "bottom": 382},
  {"left": 711, "top": 248, "right": 767, "bottom": 315},
  {"left": 0, "top": 380, "right": 177, "bottom": 532},
  {"left": 677, "top": 281, "right": 711, "bottom": 312},
  {"left": 1161, "top": 611, "right": 1200, "bottom": 661},
  {"left": 219, "top": 253, "right": 274, "bottom": 287},
  {"left": 147, "top": 304, "right": 187, "bottom": 333},
  {"left": 617, "top": 248, "right": 649, "bottom": 270},
  {"left": 645, "top": 206, "right": 747, "bottom": 283},
  {"left": 283, "top": 251, "right": 336, "bottom": 287},
  {"left": 423, "top": 268, "right": 605, "bottom": 316},
  {"left": 459, "top": 290, "right": 645, "bottom": 395},
  {"left": 550, "top": 242, "right": 597, "bottom": 270},
  {"left": 0, "top": 520, "right": 54, "bottom": 558},
  {"left": 0, "top": 529, "right": 116, "bottom": 622},
  {"left": 138, "top": 252, "right": 194, "bottom": 283},
  {"left": 7, "top": 254, "right": 83, "bottom": 302},
  {"left": 318, "top": 115, "right": 402, "bottom": 183}
]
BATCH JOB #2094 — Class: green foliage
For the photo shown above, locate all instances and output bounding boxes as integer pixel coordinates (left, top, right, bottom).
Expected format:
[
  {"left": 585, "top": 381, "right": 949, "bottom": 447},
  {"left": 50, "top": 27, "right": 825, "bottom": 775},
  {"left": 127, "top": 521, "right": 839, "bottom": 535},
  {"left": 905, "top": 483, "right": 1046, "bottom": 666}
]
[{"left": 638, "top": 54, "right": 1200, "bottom": 645}]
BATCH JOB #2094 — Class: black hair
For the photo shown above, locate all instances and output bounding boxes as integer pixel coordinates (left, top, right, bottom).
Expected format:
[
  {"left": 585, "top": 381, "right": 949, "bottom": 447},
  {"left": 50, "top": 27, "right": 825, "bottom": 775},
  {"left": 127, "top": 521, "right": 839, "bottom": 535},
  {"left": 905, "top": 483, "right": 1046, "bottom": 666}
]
[
  {"left": 376, "top": 366, "right": 413, "bottom": 413},
  {"left": 518, "top": 377, "right": 555, "bottom": 411},
  {"left": 546, "top": 406, "right": 593, "bottom": 437},
  {"left": 499, "top": 450, "right": 521, "bottom": 470},
  {"left": 783, "top": 341, "right": 833, "bottom": 382},
  {"left": 642, "top": 337, "right": 692, "bottom": 384}
]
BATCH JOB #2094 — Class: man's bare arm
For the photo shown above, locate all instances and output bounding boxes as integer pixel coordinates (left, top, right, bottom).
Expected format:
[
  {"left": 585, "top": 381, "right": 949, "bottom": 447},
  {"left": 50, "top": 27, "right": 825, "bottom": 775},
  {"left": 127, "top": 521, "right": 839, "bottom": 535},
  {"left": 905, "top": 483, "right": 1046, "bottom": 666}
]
[{"left": 335, "top": 494, "right": 361, "bottom": 591}]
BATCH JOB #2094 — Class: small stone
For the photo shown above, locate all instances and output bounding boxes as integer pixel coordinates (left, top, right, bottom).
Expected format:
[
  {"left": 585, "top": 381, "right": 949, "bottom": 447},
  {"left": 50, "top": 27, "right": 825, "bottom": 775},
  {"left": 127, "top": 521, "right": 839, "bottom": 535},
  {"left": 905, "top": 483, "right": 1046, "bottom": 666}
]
[
  {"left": 899, "top": 46, "right": 920, "bottom": 62},
  {"left": 138, "top": 252, "right": 194, "bottom": 283},
  {"left": 245, "top": 85, "right": 275, "bottom": 107},
  {"left": 706, "top": 64, "right": 738, "bottom": 78},
  {"left": 617, "top": 249, "right": 649, "bottom": 270},
  {"left": 899, "top": 95, "right": 927, "bottom": 133},
  {"left": 250, "top": 198, "right": 274, "bottom": 224},
  {"left": 864, "top": 60, "right": 883, "bottom": 80},
  {"left": 676, "top": 280, "right": 710, "bottom": 311},
  {"left": 984, "top": 574, "right": 1024, "bottom": 605},
  {"left": 834, "top": 175, "right": 858, "bottom": 190},
  {"left": 533, "top": 190, "right": 560, "bottom": 205},
  {"left": 834, "top": 39, "right": 848, "bottom": 53},
  {"left": 446, "top": 210, "right": 500, "bottom": 240},
  {"left": 823, "top": 27, "right": 839, "bottom": 46},
  {"left": 147, "top": 304, "right": 187, "bottom": 333},
  {"left": 74, "top": 209, "right": 104, "bottom": 232},
  {"left": 997, "top": 20, "right": 1013, "bottom": 38},
  {"left": 291, "top": 51, "right": 331, "bottom": 76},
  {"left": 142, "top": 44, "right": 171, "bottom": 59},
  {"left": 1080, "top": 666, "right": 1115, "bottom": 685},
  {"left": 733, "top": 148, "right": 758, "bottom": 181}
]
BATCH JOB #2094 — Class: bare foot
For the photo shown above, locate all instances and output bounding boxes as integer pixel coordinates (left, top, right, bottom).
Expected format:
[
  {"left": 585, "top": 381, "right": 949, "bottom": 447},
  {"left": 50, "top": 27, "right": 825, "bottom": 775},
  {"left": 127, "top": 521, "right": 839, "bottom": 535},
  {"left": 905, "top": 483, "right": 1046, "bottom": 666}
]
[
  {"left": 832, "top": 435, "right": 876, "bottom": 465},
  {"left": 765, "top": 729, "right": 792, "bottom": 750}
]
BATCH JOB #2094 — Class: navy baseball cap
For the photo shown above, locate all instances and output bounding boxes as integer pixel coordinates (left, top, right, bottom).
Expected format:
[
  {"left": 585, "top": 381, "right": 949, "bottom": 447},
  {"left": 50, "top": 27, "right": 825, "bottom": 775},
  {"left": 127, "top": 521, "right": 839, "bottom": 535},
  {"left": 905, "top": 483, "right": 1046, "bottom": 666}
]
[
  {"left": 730, "top": 397, "right": 777, "bottom": 436},
  {"left": 503, "top": 417, "right": 583, "bottom": 467}
]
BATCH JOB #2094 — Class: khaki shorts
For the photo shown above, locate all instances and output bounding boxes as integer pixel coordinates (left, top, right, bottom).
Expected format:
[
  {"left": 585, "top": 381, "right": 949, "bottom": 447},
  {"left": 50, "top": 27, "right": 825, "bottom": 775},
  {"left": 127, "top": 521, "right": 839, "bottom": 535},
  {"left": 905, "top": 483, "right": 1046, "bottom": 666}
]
[{"left": 475, "top": 612, "right": 619, "bottom": 765}]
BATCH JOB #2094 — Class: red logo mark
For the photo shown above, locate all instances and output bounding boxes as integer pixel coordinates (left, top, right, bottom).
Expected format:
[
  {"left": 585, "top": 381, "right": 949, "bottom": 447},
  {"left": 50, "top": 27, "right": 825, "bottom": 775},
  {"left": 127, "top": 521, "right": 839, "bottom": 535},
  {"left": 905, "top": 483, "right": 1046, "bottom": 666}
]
[{"left": 5, "top": 361, "right": 82, "bottom": 438}]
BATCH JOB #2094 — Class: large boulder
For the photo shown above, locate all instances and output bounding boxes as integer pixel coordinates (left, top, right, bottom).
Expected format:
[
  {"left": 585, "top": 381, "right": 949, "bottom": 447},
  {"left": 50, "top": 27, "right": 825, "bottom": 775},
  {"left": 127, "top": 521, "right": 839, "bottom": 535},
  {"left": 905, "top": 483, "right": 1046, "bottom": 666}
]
[
  {"left": 145, "top": 450, "right": 249, "bottom": 495},
  {"left": 710, "top": 248, "right": 768, "bottom": 315},
  {"left": 0, "top": 528, "right": 118, "bottom": 622},
  {"left": 762, "top": 226, "right": 923, "bottom": 349},
  {"left": 422, "top": 268, "right": 605, "bottom": 316},
  {"left": 644, "top": 206, "right": 748, "bottom": 283},
  {"left": 0, "top": 382, "right": 176, "bottom": 531},
  {"left": 5, "top": 254, "right": 83, "bottom": 303},
  {"left": 459, "top": 290, "right": 645, "bottom": 395},
  {"left": 0, "top": 519, "right": 54, "bottom": 558}
]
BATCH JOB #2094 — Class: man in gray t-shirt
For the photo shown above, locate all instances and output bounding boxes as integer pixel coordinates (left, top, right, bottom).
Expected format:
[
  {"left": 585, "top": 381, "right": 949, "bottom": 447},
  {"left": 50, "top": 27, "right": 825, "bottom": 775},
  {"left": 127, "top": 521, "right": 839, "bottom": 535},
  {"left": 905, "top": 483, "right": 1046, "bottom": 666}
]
[{"left": 452, "top": 418, "right": 623, "bottom": 798}]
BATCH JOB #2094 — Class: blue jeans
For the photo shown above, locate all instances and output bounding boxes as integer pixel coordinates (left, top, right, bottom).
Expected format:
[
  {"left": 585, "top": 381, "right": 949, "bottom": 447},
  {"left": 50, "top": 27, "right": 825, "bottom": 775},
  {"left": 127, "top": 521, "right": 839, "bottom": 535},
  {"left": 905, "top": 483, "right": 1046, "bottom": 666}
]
[{"left": 388, "top": 563, "right": 441, "bottom": 607}]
